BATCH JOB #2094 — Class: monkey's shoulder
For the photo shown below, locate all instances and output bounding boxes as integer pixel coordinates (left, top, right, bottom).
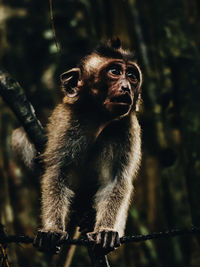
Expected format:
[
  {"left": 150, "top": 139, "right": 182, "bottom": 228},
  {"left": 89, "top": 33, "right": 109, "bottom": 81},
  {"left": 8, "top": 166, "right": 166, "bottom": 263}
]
[
  {"left": 46, "top": 104, "right": 71, "bottom": 134},
  {"left": 49, "top": 104, "right": 71, "bottom": 121},
  {"left": 99, "top": 113, "right": 140, "bottom": 142}
]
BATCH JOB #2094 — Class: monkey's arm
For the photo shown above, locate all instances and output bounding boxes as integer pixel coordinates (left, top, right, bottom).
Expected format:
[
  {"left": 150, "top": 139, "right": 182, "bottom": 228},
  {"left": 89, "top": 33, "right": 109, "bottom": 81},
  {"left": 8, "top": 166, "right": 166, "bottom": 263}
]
[
  {"left": 33, "top": 165, "right": 74, "bottom": 254},
  {"left": 94, "top": 116, "right": 141, "bottom": 234},
  {"left": 41, "top": 167, "right": 74, "bottom": 232},
  {"left": 87, "top": 116, "right": 141, "bottom": 255},
  {"left": 34, "top": 104, "right": 95, "bottom": 253},
  {"left": 34, "top": 106, "right": 76, "bottom": 253},
  {"left": 94, "top": 178, "right": 133, "bottom": 236},
  {"left": 87, "top": 173, "right": 133, "bottom": 255}
]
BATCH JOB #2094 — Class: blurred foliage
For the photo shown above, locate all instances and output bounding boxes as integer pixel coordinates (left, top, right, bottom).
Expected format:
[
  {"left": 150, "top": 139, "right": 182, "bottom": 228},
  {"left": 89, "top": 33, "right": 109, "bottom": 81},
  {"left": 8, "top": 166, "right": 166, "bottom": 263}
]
[{"left": 0, "top": 0, "right": 200, "bottom": 266}]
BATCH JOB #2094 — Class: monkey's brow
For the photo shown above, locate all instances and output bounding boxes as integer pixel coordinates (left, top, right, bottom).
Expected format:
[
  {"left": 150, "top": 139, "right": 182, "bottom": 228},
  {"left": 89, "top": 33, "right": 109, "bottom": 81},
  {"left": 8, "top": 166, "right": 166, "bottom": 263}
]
[
  {"left": 126, "top": 62, "right": 139, "bottom": 68},
  {"left": 107, "top": 59, "right": 124, "bottom": 64},
  {"left": 107, "top": 60, "right": 138, "bottom": 68}
]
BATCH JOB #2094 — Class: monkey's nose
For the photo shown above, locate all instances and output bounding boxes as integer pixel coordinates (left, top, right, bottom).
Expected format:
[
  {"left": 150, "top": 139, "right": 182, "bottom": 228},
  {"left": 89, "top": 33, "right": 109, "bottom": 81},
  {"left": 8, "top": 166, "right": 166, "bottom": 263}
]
[
  {"left": 121, "top": 86, "right": 131, "bottom": 93},
  {"left": 121, "top": 85, "right": 131, "bottom": 94},
  {"left": 121, "top": 80, "right": 131, "bottom": 93}
]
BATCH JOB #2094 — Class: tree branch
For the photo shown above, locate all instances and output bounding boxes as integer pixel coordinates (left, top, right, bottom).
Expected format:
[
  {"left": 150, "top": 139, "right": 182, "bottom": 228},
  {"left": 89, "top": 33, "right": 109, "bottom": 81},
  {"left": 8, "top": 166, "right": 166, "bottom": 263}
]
[
  {"left": 1, "top": 223, "right": 200, "bottom": 246},
  {"left": 0, "top": 69, "right": 46, "bottom": 153}
]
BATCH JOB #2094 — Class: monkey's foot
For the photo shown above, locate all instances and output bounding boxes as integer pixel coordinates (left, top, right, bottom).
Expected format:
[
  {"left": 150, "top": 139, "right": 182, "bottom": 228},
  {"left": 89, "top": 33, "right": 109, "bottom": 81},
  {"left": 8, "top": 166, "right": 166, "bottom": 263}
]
[
  {"left": 33, "top": 230, "right": 68, "bottom": 254},
  {"left": 86, "top": 229, "right": 120, "bottom": 255}
]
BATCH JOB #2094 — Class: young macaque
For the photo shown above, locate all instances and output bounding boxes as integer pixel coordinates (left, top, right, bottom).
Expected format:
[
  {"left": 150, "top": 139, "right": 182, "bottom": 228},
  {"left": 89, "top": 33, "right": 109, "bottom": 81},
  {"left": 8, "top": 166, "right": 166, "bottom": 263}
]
[{"left": 33, "top": 39, "right": 142, "bottom": 255}]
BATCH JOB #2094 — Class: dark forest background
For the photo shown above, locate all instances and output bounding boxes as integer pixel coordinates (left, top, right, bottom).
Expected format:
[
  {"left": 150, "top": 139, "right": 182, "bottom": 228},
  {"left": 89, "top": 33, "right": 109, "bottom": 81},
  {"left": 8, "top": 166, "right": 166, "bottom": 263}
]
[{"left": 1, "top": 0, "right": 200, "bottom": 266}]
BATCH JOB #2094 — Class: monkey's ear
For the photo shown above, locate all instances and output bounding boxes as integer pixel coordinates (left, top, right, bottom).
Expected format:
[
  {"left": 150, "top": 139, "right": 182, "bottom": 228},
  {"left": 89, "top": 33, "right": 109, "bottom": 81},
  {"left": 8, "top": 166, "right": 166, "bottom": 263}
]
[
  {"left": 60, "top": 68, "right": 81, "bottom": 97},
  {"left": 135, "top": 94, "right": 142, "bottom": 112}
]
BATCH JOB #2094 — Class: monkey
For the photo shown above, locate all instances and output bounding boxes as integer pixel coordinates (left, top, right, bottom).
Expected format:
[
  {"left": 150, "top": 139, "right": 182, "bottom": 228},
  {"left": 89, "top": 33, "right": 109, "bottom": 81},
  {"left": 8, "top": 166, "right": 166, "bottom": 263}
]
[{"left": 18, "top": 39, "right": 142, "bottom": 256}]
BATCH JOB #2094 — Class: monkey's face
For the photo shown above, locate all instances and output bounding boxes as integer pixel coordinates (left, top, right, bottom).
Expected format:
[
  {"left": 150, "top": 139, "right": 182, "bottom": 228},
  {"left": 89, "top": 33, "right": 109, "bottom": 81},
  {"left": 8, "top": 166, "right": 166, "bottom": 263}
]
[
  {"left": 60, "top": 56, "right": 142, "bottom": 120},
  {"left": 102, "top": 60, "right": 141, "bottom": 119}
]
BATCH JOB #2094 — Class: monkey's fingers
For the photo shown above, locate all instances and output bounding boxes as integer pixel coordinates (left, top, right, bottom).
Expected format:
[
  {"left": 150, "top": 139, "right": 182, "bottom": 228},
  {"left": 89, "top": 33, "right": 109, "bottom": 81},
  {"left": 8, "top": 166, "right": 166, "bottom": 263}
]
[
  {"left": 33, "top": 231, "right": 51, "bottom": 253},
  {"left": 33, "top": 230, "right": 68, "bottom": 254},
  {"left": 100, "top": 230, "right": 120, "bottom": 252},
  {"left": 86, "top": 232, "right": 97, "bottom": 242},
  {"left": 109, "top": 231, "right": 120, "bottom": 248},
  {"left": 33, "top": 230, "right": 43, "bottom": 249},
  {"left": 87, "top": 230, "right": 120, "bottom": 255},
  {"left": 49, "top": 232, "right": 62, "bottom": 253},
  {"left": 33, "top": 231, "right": 58, "bottom": 254}
]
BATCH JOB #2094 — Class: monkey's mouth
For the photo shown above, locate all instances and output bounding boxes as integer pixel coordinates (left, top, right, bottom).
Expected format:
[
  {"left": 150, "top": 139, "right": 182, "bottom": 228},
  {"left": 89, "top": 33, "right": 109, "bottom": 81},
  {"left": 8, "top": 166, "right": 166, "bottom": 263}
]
[{"left": 110, "top": 93, "right": 132, "bottom": 105}]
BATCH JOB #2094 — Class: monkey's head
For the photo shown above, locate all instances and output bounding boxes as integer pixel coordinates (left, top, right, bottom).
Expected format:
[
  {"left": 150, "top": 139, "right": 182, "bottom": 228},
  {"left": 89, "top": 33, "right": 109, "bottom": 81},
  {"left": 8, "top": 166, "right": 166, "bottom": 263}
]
[{"left": 60, "top": 38, "right": 142, "bottom": 120}]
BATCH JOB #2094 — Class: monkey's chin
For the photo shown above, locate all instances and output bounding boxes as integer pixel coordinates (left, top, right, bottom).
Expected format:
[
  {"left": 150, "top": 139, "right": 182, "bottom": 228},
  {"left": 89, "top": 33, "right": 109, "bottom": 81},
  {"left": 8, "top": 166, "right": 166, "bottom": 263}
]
[{"left": 107, "top": 103, "right": 132, "bottom": 118}]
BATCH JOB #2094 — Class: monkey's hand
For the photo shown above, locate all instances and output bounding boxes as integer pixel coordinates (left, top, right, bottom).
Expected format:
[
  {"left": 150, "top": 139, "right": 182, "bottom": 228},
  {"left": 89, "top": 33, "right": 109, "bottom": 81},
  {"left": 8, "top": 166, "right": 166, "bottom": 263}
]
[
  {"left": 86, "top": 229, "right": 120, "bottom": 255},
  {"left": 33, "top": 230, "right": 68, "bottom": 254}
]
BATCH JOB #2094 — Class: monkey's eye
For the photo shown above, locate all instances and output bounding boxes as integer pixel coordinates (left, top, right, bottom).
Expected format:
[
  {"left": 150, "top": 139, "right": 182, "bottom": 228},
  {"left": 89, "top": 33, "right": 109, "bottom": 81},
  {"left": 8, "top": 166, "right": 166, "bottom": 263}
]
[
  {"left": 126, "top": 69, "right": 138, "bottom": 83},
  {"left": 108, "top": 66, "right": 122, "bottom": 76}
]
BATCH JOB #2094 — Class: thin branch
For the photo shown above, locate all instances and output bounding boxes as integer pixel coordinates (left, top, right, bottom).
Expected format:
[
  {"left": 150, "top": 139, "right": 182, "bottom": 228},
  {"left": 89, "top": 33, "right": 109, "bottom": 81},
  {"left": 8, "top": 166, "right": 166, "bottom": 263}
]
[
  {"left": 49, "top": 0, "right": 60, "bottom": 52},
  {"left": 120, "top": 226, "right": 200, "bottom": 243},
  {"left": 1, "top": 224, "right": 200, "bottom": 247}
]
